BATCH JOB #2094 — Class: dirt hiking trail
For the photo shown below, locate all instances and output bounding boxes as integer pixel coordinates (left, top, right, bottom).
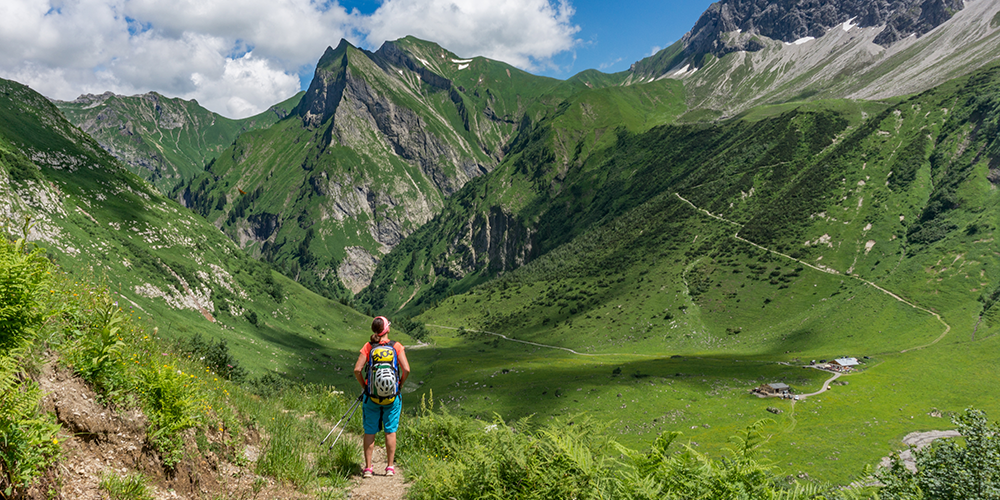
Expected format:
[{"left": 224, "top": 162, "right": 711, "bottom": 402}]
[{"left": 346, "top": 444, "right": 408, "bottom": 500}]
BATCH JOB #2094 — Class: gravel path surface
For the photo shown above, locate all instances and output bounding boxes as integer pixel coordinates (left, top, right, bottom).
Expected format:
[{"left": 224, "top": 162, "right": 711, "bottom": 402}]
[{"left": 346, "top": 444, "right": 409, "bottom": 500}]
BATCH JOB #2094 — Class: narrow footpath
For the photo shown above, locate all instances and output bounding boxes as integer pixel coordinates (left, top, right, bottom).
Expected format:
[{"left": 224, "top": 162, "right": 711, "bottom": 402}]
[
  {"left": 673, "top": 192, "right": 952, "bottom": 353},
  {"left": 347, "top": 444, "right": 407, "bottom": 500}
]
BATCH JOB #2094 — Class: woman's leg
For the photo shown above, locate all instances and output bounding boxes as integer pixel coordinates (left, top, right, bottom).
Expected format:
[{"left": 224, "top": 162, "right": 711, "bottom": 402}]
[
  {"left": 364, "top": 433, "right": 376, "bottom": 469},
  {"left": 385, "top": 432, "right": 396, "bottom": 468}
]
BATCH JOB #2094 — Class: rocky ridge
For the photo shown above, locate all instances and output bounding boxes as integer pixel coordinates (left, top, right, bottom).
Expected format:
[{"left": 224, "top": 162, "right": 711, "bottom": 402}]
[
  {"left": 680, "top": 0, "right": 966, "bottom": 65},
  {"left": 627, "top": 0, "right": 1000, "bottom": 119},
  {"left": 55, "top": 91, "right": 299, "bottom": 191}
]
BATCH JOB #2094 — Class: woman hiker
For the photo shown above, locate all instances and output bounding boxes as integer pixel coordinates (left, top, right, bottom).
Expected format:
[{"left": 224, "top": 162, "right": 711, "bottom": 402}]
[{"left": 354, "top": 316, "right": 410, "bottom": 478}]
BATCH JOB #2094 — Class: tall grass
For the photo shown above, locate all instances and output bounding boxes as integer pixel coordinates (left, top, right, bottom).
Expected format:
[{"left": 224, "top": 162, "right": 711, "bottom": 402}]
[{"left": 98, "top": 470, "right": 153, "bottom": 500}]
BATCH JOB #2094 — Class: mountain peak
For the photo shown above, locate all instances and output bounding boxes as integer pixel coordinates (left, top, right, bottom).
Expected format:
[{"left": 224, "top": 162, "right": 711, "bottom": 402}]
[{"left": 317, "top": 39, "right": 356, "bottom": 70}]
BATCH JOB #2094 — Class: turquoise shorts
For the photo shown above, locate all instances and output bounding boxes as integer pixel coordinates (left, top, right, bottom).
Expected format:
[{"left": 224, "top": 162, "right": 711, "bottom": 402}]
[{"left": 362, "top": 395, "right": 402, "bottom": 434}]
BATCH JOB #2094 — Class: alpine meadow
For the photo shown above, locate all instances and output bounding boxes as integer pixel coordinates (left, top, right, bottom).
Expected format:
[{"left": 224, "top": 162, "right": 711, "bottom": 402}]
[{"left": 5, "top": 0, "right": 1000, "bottom": 497}]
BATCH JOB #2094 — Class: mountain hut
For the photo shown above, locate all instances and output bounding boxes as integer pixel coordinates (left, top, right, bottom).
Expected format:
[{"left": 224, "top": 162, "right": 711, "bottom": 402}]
[
  {"left": 758, "top": 383, "right": 790, "bottom": 396},
  {"left": 831, "top": 358, "right": 859, "bottom": 368}
]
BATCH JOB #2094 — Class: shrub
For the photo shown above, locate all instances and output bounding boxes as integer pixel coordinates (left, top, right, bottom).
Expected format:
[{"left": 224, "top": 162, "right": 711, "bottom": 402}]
[
  {"left": 876, "top": 408, "right": 1000, "bottom": 499},
  {"left": 71, "top": 302, "right": 130, "bottom": 399},
  {"left": 179, "top": 333, "right": 247, "bottom": 382}
]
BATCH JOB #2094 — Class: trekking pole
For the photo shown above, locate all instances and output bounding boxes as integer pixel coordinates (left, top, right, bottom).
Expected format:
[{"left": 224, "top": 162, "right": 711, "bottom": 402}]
[
  {"left": 321, "top": 393, "right": 364, "bottom": 447},
  {"left": 328, "top": 397, "right": 363, "bottom": 450}
]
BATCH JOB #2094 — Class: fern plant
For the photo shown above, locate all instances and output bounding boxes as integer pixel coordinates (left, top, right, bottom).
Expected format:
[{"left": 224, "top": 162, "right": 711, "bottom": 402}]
[
  {"left": 0, "top": 231, "right": 60, "bottom": 496},
  {"left": 140, "top": 363, "right": 202, "bottom": 468}
]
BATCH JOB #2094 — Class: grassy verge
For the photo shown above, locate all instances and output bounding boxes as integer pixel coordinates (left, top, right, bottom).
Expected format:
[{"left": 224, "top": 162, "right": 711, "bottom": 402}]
[{"left": 0, "top": 229, "right": 362, "bottom": 496}]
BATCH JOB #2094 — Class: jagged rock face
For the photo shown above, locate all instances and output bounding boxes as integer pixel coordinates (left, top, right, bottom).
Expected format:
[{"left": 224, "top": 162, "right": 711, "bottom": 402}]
[
  {"left": 335, "top": 73, "right": 484, "bottom": 196},
  {"left": 298, "top": 43, "right": 350, "bottom": 128},
  {"left": 339, "top": 246, "right": 379, "bottom": 294},
  {"left": 443, "top": 206, "right": 536, "bottom": 279},
  {"left": 683, "top": 0, "right": 965, "bottom": 61},
  {"left": 310, "top": 172, "right": 430, "bottom": 250},
  {"left": 236, "top": 212, "right": 281, "bottom": 250}
]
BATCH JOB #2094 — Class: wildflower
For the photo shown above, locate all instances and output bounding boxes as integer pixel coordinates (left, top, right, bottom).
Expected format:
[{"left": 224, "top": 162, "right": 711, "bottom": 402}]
[{"left": 53, "top": 439, "right": 58, "bottom": 445}]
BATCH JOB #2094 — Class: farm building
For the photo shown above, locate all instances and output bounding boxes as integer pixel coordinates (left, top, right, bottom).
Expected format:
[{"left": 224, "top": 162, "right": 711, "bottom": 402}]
[
  {"left": 758, "top": 383, "right": 790, "bottom": 396},
  {"left": 831, "top": 357, "right": 859, "bottom": 368}
]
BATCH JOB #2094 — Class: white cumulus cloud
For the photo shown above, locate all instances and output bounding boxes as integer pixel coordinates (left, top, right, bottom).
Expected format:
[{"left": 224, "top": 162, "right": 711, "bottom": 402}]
[
  {"left": 362, "top": 0, "right": 580, "bottom": 70},
  {"left": 0, "top": 0, "right": 580, "bottom": 118}
]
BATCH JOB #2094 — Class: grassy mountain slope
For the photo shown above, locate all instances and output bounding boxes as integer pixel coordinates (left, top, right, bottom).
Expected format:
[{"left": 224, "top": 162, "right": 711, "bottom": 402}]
[
  {"left": 0, "top": 77, "right": 377, "bottom": 384},
  {"left": 363, "top": 63, "right": 1000, "bottom": 483},
  {"left": 56, "top": 91, "right": 302, "bottom": 191},
  {"left": 357, "top": 76, "right": 689, "bottom": 313}
]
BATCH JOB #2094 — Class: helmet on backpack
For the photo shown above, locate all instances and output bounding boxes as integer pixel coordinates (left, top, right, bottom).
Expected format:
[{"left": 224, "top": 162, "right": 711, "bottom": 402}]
[{"left": 373, "top": 367, "right": 397, "bottom": 397}]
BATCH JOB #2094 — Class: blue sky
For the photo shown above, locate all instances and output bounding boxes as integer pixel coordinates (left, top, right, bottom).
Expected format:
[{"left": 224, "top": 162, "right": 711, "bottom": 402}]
[
  {"left": 546, "top": 0, "right": 716, "bottom": 76},
  {"left": 0, "top": 0, "right": 718, "bottom": 118}
]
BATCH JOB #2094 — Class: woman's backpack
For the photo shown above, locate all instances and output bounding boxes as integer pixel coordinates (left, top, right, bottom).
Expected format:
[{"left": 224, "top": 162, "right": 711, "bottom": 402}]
[{"left": 365, "top": 342, "right": 400, "bottom": 405}]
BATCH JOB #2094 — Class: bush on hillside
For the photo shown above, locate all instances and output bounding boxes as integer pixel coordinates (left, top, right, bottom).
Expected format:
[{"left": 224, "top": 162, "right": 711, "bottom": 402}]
[
  {"left": 179, "top": 333, "right": 248, "bottom": 382},
  {"left": 877, "top": 408, "right": 1000, "bottom": 499},
  {"left": 394, "top": 316, "right": 428, "bottom": 341}
]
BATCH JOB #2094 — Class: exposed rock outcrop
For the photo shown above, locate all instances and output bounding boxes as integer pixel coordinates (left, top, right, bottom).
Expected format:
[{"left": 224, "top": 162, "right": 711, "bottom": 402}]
[
  {"left": 339, "top": 246, "right": 380, "bottom": 294},
  {"left": 442, "top": 206, "right": 536, "bottom": 279}
]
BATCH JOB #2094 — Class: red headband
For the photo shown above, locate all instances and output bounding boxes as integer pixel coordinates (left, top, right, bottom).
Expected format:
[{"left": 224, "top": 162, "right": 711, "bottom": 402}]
[{"left": 374, "top": 316, "right": 390, "bottom": 337}]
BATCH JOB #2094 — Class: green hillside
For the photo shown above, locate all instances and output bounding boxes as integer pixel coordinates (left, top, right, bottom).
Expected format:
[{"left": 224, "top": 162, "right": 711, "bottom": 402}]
[
  {"left": 56, "top": 91, "right": 302, "bottom": 191},
  {"left": 355, "top": 63, "right": 1000, "bottom": 483},
  {"left": 358, "top": 76, "right": 689, "bottom": 313},
  {"left": 0, "top": 77, "right": 375, "bottom": 384}
]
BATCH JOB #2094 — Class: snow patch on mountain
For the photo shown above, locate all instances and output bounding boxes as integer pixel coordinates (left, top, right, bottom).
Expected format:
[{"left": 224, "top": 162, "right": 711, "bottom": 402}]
[{"left": 673, "top": 64, "right": 698, "bottom": 77}]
